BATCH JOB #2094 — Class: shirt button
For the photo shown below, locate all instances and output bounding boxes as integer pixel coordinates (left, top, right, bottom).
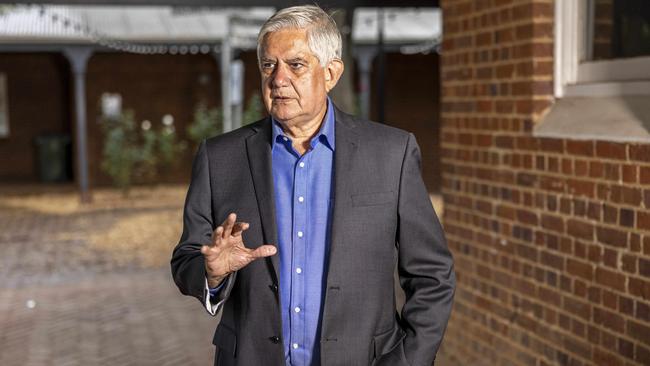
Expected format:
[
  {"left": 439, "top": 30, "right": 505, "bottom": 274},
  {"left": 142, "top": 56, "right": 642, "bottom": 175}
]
[
  {"left": 298, "top": 196, "right": 304, "bottom": 202},
  {"left": 283, "top": 136, "right": 288, "bottom": 141},
  {"left": 292, "top": 343, "right": 299, "bottom": 349},
  {"left": 296, "top": 267, "right": 302, "bottom": 274},
  {"left": 297, "top": 231, "right": 303, "bottom": 238},
  {"left": 299, "top": 162, "right": 305, "bottom": 168},
  {"left": 294, "top": 306, "right": 301, "bottom": 313}
]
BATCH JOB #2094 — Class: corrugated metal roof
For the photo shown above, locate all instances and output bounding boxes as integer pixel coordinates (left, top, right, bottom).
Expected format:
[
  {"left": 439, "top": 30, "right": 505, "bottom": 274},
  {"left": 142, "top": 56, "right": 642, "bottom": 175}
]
[
  {"left": 0, "top": 5, "right": 274, "bottom": 43},
  {"left": 352, "top": 8, "right": 442, "bottom": 44},
  {"left": 0, "top": 5, "right": 441, "bottom": 45}
]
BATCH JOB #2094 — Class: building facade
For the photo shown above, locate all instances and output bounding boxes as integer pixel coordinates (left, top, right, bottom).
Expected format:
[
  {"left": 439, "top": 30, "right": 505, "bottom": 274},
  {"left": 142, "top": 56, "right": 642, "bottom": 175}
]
[{"left": 438, "top": 1, "right": 650, "bottom": 365}]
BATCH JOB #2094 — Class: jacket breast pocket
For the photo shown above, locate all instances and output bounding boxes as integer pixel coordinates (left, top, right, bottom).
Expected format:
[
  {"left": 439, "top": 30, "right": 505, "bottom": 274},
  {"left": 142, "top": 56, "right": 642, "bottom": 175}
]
[
  {"left": 212, "top": 323, "right": 237, "bottom": 359},
  {"left": 351, "top": 191, "right": 395, "bottom": 207}
]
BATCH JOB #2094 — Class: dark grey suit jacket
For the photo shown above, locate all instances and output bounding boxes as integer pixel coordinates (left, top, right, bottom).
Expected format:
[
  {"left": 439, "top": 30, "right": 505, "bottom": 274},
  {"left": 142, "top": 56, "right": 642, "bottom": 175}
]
[{"left": 171, "top": 106, "right": 455, "bottom": 366}]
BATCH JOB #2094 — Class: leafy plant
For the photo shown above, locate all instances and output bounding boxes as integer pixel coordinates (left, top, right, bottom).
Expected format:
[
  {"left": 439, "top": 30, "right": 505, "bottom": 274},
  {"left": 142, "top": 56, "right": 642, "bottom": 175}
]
[
  {"left": 186, "top": 93, "right": 265, "bottom": 146},
  {"left": 187, "top": 103, "right": 222, "bottom": 146},
  {"left": 242, "top": 93, "right": 265, "bottom": 125},
  {"left": 100, "top": 109, "right": 185, "bottom": 195}
]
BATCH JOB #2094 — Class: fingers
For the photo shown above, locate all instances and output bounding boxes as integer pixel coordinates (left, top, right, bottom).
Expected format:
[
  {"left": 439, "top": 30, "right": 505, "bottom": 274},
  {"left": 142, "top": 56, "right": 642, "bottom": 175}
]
[
  {"left": 249, "top": 244, "right": 277, "bottom": 259},
  {"left": 222, "top": 213, "right": 236, "bottom": 238},
  {"left": 231, "top": 222, "right": 250, "bottom": 237},
  {"left": 210, "top": 226, "right": 224, "bottom": 244}
]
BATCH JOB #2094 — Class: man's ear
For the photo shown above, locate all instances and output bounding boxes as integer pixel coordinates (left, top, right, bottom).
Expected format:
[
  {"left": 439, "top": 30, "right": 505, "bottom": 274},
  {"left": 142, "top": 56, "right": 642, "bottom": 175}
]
[{"left": 324, "top": 59, "right": 344, "bottom": 92}]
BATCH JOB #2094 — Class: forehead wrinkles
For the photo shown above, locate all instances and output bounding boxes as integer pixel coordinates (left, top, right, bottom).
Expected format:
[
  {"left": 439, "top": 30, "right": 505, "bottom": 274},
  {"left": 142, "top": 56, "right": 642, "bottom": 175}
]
[{"left": 262, "top": 29, "right": 316, "bottom": 59}]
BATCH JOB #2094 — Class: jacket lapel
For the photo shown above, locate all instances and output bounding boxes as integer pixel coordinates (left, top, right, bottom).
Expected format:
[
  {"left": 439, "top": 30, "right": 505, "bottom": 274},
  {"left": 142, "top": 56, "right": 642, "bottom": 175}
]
[
  {"left": 245, "top": 118, "right": 280, "bottom": 284},
  {"left": 327, "top": 108, "right": 360, "bottom": 282}
]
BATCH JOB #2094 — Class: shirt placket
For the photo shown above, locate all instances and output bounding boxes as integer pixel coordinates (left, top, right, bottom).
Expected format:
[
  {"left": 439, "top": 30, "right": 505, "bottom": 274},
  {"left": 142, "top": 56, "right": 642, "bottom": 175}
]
[{"left": 290, "top": 149, "right": 308, "bottom": 364}]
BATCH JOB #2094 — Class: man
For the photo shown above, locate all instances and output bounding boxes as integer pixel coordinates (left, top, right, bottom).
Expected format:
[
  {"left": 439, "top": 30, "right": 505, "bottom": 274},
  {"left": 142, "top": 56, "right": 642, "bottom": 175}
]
[{"left": 171, "top": 5, "right": 455, "bottom": 366}]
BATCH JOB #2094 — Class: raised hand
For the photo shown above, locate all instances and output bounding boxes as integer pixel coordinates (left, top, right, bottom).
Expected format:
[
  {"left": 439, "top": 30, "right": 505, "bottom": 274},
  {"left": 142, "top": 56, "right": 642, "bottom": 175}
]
[{"left": 201, "top": 213, "right": 277, "bottom": 288}]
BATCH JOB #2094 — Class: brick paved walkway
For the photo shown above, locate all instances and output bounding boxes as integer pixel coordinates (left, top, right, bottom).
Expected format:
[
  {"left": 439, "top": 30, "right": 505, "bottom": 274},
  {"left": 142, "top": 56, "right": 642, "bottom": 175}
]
[
  {"left": 0, "top": 269, "right": 216, "bottom": 366},
  {"left": 0, "top": 185, "right": 216, "bottom": 366},
  {"left": 0, "top": 184, "right": 453, "bottom": 366}
]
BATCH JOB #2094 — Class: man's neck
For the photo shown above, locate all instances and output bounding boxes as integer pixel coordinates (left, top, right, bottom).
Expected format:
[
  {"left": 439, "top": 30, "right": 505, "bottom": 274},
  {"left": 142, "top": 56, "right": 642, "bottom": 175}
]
[{"left": 276, "top": 101, "right": 329, "bottom": 155}]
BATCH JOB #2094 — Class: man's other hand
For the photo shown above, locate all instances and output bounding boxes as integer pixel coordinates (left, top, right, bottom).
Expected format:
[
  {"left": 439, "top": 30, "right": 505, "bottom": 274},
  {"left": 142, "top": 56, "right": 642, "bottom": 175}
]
[{"left": 201, "top": 213, "right": 277, "bottom": 288}]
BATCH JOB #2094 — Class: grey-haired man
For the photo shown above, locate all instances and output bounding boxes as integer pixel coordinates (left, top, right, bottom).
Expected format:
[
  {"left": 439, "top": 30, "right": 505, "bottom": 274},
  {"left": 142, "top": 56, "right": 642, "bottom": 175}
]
[{"left": 171, "top": 5, "right": 455, "bottom": 366}]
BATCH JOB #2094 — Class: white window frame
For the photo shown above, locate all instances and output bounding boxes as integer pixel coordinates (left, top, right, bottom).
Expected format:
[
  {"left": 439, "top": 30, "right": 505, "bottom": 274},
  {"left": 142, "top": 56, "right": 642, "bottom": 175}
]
[{"left": 554, "top": 0, "right": 650, "bottom": 98}]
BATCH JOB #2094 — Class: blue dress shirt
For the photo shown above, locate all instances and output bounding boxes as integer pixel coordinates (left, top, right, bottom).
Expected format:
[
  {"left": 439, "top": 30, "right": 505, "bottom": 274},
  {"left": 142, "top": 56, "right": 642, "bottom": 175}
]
[
  {"left": 271, "top": 99, "right": 334, "bottom": 366},
  {"left": 210, "top": 99, "right": 335, "bottom": 366}
]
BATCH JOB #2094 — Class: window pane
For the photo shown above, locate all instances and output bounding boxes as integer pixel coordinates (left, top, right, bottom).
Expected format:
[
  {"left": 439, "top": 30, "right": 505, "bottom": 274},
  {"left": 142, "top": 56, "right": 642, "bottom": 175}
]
[{"left": 591, "top": 0, "right": 650, "bottom": 60}]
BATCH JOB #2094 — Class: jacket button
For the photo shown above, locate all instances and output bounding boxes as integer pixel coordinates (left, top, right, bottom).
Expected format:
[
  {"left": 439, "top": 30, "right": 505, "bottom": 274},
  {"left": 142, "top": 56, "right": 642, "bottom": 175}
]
[
  {"left": 269, "top": 336, "right": 281, "bottom": 344},
  {"left": 269, "top": 283, "right": 278, "bottom": 292}
]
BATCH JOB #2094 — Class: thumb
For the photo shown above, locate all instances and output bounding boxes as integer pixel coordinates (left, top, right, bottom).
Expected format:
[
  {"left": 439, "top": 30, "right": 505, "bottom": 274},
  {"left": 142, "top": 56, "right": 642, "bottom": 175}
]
[{"left": 250, "top": 245, "right": 277, "bottom": 259}]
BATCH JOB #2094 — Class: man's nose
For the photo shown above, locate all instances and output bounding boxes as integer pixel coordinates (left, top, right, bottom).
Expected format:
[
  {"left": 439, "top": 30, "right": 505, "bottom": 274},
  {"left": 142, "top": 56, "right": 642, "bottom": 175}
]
[{"left": 270, "top": 64, "right": 290, "bottom": 88}]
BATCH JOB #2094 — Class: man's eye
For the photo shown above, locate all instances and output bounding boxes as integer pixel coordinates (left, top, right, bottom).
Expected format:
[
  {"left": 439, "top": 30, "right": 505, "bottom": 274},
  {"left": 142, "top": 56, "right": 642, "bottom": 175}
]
[
  {"left": 262, "top": 63, "right": 275, "bottom": 69},
  {"left": 291, "top": 63, "right": 304, "bottom": 69}
]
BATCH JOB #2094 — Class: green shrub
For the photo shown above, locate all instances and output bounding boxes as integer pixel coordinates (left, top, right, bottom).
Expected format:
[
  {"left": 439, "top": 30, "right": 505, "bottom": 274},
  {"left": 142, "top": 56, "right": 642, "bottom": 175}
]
[{"left": 100, "top": 109, "right": 185, "bottom": 195}]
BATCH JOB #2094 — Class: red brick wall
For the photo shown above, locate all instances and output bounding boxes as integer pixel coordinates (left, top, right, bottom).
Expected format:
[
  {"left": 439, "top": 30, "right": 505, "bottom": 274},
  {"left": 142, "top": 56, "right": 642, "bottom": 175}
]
[
  {"left": 0, "top": 51, "right": 261, "bottom": 186},
  {"left": 438, "top": 1, "right": 650, "bottom": 365},
  {"left": 85, "top": 51, "right": 261, "bottom": 186},
  {"left": 0, "top": 53, "right": 71, "bottom": 181}
]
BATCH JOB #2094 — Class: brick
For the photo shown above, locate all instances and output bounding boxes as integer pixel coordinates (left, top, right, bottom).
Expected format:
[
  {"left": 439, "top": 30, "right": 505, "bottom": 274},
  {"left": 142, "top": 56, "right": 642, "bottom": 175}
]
[
  {"left": 574, "top": 160, "right": 588, "bottom": 176},
  {"left": 589, "top": 161, "right": 604, "bottom": 178},
  {"left": 622, "top": 164, "right": 638, "bottom": 183},
  {"left": 636, "top": 345, "right": 650, "bottom": 365},
  {"left": 603, "top": 248, "right": 618, "bottom": 269},
  {"left": 566, "top": 140, "right": 594, "bottom": 156},
  {"left": 629, "top": 277, "right": 650, "bottom": 299},
  {"left": 596, "top": 227, "right": 628, "bottom": 248},
  {"left": 638, "top": 211, "right": 650, "bottom": 230},
  {"left": 596, "top": 141, "right": 627, "bottom": 160},
  {"left": 567, "top": 179, "right": 594, "bottom": 198},
  {"left": 619, "top": 208, "right": 634, "bottom": 227},
  {"left": 629, "top": 145, "right": 650, "bottom": 162},
  {"left": 567, "top": 258, "right": 593, "bottom": 281},
  {"left": 603, "top": 204, "right": 618, "bottom": 224},
  {"left": 621, "top": 254, "right": 637, "bottom": 274},
  {"left": 539, "top": 138, "right": 564, "bottom": 153},
  {"left": 541, "top": 251, "right": 564, "bottom": 270},
  {"left": 567, "top": 219, "right": 594, "bottom": 241},
  {"left": 516, "top": 209, "right": 537, "bottom": 225},
  {"left": 602, "top": 289, "right": 617, "bottom": 309},
  {"left": 627, "top": 319, "right": 650, "bottom": 343},
  {"left": 618, "top": 338, "right": 634, "bottom": 359},
  {"left": 541, "top": 214, "right": 564, "bottom": 233},
  {"left": 564, "top": 296, "right": 591, "bottom": 320},
  {"left": 595, "top": 267, "right": 626, "bottom": 291},
  {"left": 618, "top": 295, "right": 634, "bottom": 316},
  {"left": 603, "top": 163, "right": 620, "bottom": 181},
  {"left": 594, "top": 307, "right": 625, "bottom": 332},
  {"left": 640, "top": 258, "right": 650, "bottom": 277},
  {"left": 637, "top": 302, "right": 650, "bottom": 322},
  {"left": 619, "top": 186, "right": 642, "bottom": 205}
]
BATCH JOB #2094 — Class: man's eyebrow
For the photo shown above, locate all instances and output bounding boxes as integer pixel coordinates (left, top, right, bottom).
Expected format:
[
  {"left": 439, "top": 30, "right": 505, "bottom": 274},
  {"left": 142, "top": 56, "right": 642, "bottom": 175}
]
[{"left": 286, "top": 57, "right": 308, "bottom": 63}]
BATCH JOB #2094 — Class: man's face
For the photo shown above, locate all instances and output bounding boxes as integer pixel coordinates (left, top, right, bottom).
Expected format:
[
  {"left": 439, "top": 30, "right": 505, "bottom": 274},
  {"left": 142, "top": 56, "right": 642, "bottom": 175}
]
[{"left": 259, "top": 29, "right": 330, "bottom": 125}]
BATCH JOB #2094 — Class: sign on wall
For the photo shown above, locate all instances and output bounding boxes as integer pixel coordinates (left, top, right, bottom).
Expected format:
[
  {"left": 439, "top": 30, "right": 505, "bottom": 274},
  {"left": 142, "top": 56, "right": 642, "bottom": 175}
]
[{"left": 0, "top": 73, "right": 8, "bottom": 137}]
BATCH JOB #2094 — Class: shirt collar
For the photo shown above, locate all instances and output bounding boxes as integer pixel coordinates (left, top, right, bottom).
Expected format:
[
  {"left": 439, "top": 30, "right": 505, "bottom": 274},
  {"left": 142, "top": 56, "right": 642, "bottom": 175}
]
[{"left": 271, "top": 97, "right": 335, "bottom": 151}]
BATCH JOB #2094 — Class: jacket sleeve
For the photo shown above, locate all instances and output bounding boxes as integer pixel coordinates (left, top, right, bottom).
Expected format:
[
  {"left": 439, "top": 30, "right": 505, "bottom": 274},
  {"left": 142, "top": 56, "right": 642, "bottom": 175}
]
[
  {"left": 397, "top": 133, "right": 456, "bottom": 365},
  {"left": 170, "top": 140, "right": 237, "bottom": 315}
]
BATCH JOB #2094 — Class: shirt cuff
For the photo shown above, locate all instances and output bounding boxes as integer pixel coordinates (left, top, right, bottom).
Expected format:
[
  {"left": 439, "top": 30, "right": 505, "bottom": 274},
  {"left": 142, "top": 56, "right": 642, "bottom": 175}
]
[{"left": 204, "top": 276, "right": 227, "bottom": 316}]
